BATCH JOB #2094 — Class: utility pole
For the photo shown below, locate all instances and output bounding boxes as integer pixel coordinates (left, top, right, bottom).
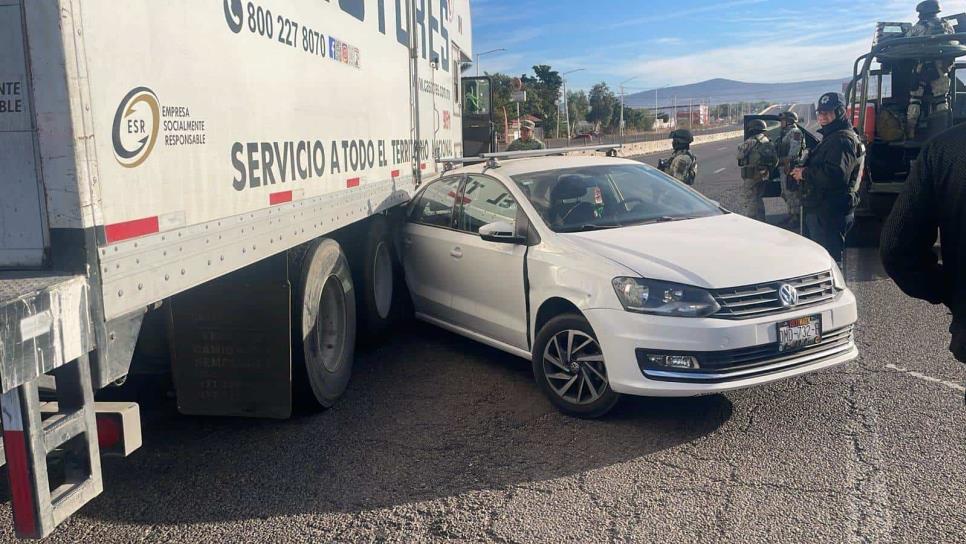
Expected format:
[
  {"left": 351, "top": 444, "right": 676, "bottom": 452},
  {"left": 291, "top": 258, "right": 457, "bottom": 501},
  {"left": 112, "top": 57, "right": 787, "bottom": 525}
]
[
  {"left": 561, "top": 68, "right": 585, "bottom": 140},
  {"left": 689, "top": 97, "right": 693, "bottom": 130}
]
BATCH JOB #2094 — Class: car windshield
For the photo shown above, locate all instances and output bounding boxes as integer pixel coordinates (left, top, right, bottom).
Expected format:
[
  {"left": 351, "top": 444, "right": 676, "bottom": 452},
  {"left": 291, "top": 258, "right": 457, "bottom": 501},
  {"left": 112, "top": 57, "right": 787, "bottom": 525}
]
[{"left": 511, "top": 164, "right": 723, "bottom": 233}]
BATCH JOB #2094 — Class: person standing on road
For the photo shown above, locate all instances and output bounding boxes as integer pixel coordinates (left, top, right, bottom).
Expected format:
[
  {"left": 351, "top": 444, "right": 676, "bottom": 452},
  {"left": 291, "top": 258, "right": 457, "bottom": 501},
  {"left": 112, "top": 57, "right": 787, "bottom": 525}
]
[
  {"left": 880, "top": 122, "right": 966, "bottom": 400},
  {"left": 778, "top": 111, "right": 807, "bottom": 230},
  {"left": 659, "top": 129, "right": 698, "bottom": 185},
  {"left": 736, "top": 119, "right": 778, "bottom": 221},
  {"left": 906, "top": 0, "right": 956, "bottom": 139},
  {"left": 507, "top": 120, "right": 546, "bottom": 152},
  {"left": 790, "top": 93, "right": 864, "bottom": 266}
]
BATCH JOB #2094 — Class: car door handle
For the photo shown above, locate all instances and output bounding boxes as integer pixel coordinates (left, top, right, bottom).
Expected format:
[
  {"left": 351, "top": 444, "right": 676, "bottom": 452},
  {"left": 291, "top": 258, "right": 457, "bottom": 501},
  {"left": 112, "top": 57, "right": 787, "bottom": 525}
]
[
  {"left": 403, "top": 236, "right": 413, "bottom": 247},
  {"left": 450, "top": 247, "right": 463, "bottom": 259}
]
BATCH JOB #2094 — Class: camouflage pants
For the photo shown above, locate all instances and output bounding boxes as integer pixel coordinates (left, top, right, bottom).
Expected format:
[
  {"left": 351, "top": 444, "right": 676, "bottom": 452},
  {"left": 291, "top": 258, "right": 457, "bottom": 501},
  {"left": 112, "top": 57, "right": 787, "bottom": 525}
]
[{"left": 740, "top": 178, "right": 766, "bottom": 222}]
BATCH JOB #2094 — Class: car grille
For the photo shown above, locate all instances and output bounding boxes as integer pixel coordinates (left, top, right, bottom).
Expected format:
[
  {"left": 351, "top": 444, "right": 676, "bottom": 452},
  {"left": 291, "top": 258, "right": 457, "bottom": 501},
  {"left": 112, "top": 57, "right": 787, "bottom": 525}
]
[
  {"left": 637, "top": 325, "right": 855, "bottom": 383},
  {"left": 711, "top": 271, "right": 836, "bottom": 320}
]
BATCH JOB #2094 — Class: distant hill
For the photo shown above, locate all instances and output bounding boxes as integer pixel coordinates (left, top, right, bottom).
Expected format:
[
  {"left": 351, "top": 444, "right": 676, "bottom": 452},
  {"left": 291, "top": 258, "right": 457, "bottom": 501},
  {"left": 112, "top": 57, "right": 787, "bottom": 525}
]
[{"left": 625, "top": 78, "right": 851, "bottom": 108}]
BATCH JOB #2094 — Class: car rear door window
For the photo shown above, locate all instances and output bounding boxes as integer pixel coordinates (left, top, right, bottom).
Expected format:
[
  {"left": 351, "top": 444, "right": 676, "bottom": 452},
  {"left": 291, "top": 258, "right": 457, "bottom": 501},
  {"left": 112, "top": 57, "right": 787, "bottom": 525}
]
[
  {"left": 411, "top": 177, "right": 462, "bottom": 228},
  {"left": 456, "top": 175, "right": 518, "bottom": 234}
]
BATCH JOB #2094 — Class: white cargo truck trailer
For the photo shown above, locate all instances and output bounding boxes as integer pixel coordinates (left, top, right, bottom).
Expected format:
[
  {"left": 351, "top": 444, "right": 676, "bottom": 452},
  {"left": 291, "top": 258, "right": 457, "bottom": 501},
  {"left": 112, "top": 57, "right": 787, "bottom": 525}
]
[{"left": 0, "top": 0, "right": 490, "bottom": 537}]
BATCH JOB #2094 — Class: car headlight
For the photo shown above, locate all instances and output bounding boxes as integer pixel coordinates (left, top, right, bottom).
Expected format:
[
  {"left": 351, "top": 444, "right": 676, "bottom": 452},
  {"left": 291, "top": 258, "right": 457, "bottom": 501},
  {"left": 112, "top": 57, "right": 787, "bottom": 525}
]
[
  {"left": 831, "top": 261, "right": 847, "bottom": 290},
  {"left": 612, "top": 277, "right": 721, "bottom": 317}
]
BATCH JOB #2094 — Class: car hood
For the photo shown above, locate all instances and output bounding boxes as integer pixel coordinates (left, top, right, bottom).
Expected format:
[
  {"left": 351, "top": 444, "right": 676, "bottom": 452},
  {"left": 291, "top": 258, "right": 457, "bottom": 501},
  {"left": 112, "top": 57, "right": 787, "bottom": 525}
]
[{"left": 564, "top": 214, "right": 832, "bottom": 289}]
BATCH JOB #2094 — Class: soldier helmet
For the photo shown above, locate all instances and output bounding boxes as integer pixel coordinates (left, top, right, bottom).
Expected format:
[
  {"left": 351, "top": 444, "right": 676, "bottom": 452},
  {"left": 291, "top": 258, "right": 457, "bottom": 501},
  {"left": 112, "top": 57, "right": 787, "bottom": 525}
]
[
  {"left": 816, "top": 92, "right": 846, "bottom": 113},
  {"left": 669, "top": 129, "right": 694, "bottom": 144},
  {"left": 747, "top": 119, "right": 768, "bottom": 134},
  {"left": 780, "top": 111, "right": 799, "bottom": 123},
  {"left": 521, "top": 120, "right": 536, "bottom": 130},
  {"left": 916, "top": 0, "right": 941, "bottom": 16}
]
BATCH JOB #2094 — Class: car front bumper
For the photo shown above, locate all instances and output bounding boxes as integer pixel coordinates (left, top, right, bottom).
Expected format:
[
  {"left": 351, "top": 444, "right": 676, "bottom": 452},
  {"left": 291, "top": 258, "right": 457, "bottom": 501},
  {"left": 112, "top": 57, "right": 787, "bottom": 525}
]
[{"left": 585, "top": 289, "right": 859, "bottom": 397}]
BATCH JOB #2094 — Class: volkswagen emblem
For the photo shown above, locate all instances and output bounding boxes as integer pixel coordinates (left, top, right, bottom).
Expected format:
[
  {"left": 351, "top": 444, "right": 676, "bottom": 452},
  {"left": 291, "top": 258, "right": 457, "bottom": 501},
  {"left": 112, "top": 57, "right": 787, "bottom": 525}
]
[{"left": 778, "top": 284, "right": 799, "bottom": 307}]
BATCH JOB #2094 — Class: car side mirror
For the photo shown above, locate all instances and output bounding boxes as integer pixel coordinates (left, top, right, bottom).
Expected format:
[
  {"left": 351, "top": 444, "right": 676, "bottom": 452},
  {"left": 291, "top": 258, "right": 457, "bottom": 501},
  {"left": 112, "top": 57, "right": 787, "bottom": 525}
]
[{"left": 479, "top": 221, "right": 524, "bottom": 244}]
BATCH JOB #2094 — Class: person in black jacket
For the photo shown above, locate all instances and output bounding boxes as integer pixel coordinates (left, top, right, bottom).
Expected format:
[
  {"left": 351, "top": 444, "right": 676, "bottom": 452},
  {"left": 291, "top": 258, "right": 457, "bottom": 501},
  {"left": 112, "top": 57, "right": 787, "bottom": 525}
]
[
  {"left": 881, "top": 122, "right": 966, "bottom": 376},
  {"left": 790, "top": 92, "right": 864, "bottom": 265}
]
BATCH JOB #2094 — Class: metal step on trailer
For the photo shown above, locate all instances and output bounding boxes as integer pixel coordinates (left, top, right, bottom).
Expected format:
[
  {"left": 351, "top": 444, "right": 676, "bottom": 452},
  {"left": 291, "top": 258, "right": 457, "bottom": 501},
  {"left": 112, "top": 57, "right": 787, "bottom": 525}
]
[
  {"left": 1, "top": 356, "right": 102, "bottom": 538},
  {"left": 0, "top": 272, "right": 101, "bottom": 538}
]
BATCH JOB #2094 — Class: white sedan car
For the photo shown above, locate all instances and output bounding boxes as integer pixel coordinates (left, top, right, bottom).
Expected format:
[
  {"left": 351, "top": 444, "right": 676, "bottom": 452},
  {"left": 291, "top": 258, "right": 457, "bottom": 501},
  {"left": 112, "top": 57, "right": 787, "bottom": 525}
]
[{"left": 401, "top": 155, "right": 858, "bottom": 417}]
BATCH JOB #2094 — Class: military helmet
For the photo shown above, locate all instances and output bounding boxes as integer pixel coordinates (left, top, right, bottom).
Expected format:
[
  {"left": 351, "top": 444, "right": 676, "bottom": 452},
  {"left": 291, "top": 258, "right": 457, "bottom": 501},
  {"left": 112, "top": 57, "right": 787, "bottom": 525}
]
[
  {"left": 747, "top": 119, "right": 768, "bottom": 134},
  {"left": 917, "top": 0, "right": 941, "bottom": 16},
  {"left": 780, "top": 111, "right": 799, "bottom": 123},
  {"left": 669, "top": 129, "right": 694, "bottom": 144},
  {"left": 816, "top": 92, "right": 846, "bottom": 113}
]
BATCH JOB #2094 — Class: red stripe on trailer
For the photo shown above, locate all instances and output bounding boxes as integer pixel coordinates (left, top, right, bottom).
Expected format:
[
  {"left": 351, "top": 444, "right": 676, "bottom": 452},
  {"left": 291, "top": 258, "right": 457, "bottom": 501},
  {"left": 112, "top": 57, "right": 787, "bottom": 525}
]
[
  {"left": 104, "top": 216, "right": 160, "bottom": 244},
  {"left": 269, "top": 191, "right": 293, "bottom": 205},
  {"left": 346, "top": 177, "right": 361, "bottom": 188},
  {"left": 391, "top": 169, "right": 400, "bottom": 178},
  {"left": 4, "top": 430, "right": 37, "bottom": 536}
]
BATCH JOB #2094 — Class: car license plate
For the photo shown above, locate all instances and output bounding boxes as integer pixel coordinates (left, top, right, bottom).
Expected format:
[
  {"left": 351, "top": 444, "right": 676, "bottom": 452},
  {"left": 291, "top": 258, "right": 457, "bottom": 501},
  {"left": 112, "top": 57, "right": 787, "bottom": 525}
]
[{"left": 777, "top": 315, "right": 822, "bottom": 353}]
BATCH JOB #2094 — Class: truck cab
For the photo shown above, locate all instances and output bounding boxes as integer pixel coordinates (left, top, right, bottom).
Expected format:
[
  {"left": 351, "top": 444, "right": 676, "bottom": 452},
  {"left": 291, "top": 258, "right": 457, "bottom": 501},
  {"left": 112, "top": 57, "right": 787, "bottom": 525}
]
[
  {"left": 460, "top": 76, "right": 495, "bottom": 157},
  {"left": 847, "top": 15, "right": 966, "bottom": 218}
]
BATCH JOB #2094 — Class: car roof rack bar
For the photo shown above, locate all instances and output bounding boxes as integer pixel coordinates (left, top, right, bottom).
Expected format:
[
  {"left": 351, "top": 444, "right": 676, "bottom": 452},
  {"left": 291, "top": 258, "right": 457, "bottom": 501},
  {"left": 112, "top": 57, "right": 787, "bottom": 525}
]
[
  {"left": 437, "top": 144, "right": 622, "bottom": 172},
  {"left": 480, "top": 144, "right": 622, "bottom": 160}
]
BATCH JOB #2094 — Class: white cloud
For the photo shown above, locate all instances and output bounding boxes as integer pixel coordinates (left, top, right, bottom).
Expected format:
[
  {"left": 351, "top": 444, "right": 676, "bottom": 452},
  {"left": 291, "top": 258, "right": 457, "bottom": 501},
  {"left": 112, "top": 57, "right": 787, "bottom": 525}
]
[
  {"left": 620, "top": 38, "right": 872, "bottom": 85},
  {"left": 610, "top": 0, "right": 768, "bottom": 29}
]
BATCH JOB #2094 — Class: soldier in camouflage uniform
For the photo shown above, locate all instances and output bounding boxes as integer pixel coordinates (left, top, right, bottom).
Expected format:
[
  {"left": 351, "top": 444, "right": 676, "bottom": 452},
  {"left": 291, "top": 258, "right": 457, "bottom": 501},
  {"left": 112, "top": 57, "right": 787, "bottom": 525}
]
[
  {"left": 778, "top": 111, "right": 807, "bottom": 230},
  {"left": 507, "top": 120, "right": 546, "bottom": 151},
  {"left": 659, "top": 129, "right": 698, "bottom": 185},
  {"left": 906, "top": 0, "right": 956, "bottom": 139},
  {"left": 736, "top": 119, "right": 778, "bottom": 222}
]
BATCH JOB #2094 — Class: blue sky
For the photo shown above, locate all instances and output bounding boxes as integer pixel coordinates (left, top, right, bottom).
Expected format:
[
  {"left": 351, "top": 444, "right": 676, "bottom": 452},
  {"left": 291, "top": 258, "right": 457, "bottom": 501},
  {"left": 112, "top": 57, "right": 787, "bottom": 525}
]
[{"left": 471, "top": 0, "right": 963, "bottom": 92}]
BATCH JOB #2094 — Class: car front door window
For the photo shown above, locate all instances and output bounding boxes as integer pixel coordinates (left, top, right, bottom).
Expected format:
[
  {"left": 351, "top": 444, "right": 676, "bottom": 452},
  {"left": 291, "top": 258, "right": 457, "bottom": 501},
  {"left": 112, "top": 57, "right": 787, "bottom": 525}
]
[{"left": 457, "top": 175, "right": 519, "bottom": 234}]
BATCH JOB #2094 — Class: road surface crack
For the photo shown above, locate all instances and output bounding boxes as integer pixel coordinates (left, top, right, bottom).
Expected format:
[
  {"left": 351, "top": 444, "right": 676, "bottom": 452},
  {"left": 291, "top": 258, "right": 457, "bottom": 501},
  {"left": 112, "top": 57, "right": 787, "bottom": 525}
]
[{"left": 844, "top": 382, "right": 894, "bottom": 543}]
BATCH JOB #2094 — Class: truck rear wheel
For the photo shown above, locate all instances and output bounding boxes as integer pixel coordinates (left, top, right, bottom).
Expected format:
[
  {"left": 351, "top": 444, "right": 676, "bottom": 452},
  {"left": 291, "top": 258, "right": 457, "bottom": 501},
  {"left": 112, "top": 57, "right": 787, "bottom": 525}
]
[
  {"left": 351, "top": 215, "right": 398, "bottom": 339},
  {"left": 295, "top": 239, "right": 357, "bottom": 409}
]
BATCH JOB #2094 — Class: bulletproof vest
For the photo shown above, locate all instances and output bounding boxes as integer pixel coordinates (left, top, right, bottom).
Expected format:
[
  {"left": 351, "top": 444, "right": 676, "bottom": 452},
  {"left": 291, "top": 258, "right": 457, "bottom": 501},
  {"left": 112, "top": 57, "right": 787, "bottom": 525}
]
[
  {"left": 678, "top": 151, "right": 697, "bottom": 185},
  {"left": 830, "top": 128, "right": 867, "bottom": 204},
  {"left": 739, "top": 135, "right": 777, "bottom": 179}
]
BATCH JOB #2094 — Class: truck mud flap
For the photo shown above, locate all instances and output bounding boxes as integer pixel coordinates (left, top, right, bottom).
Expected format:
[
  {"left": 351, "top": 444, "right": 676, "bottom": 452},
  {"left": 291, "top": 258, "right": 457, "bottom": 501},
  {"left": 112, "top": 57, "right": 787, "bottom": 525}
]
[{"left": 168, "top": 256, "right": 292, "bottom": 419}]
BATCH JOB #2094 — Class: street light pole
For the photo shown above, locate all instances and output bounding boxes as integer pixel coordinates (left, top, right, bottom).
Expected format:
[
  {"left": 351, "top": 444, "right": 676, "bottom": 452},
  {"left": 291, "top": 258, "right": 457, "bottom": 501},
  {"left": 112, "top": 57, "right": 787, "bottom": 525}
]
[
  {"left": 561, "top": 68, "right": 585, "bottom": 140},
  {"left": 474, "top": 48, "right": 506, "bottom": 77}
]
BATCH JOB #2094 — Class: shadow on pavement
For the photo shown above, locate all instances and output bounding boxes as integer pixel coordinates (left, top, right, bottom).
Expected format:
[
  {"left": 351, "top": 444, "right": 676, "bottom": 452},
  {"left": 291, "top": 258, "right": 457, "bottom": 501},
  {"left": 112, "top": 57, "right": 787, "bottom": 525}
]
[{"left": 59, "top": 322, "right": 732, "bottom": 526}]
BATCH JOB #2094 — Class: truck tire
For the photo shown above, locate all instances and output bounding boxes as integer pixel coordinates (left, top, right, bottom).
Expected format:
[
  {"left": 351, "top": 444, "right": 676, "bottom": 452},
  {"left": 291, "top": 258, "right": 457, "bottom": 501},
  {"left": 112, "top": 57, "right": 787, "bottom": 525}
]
[
  {"left": 294, "top": 238, "right": 357, "bottom": 409},
  {"left": 351, "top": 215, "right": 398, "bottom": 339}
]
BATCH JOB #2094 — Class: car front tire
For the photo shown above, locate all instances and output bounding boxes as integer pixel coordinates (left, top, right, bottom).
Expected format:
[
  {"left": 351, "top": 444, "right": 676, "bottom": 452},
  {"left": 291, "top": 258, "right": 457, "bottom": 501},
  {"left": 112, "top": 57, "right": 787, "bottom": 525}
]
[{"left": 532, "top": 313, "right": 620, "bottom": 418}]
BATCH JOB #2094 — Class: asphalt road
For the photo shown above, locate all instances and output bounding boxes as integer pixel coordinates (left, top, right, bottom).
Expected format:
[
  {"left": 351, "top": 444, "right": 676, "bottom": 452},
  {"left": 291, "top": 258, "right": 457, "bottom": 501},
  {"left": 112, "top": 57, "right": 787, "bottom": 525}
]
[{"left": 1, "top": 137, "right": 963, "bottom": 543}]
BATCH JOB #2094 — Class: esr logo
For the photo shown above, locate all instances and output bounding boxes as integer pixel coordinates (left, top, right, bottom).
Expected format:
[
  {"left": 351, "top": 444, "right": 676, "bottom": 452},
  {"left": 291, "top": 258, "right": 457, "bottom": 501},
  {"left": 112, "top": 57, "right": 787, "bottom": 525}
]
[{"left": 112, "top": 87, "right": 160, "bottom": 168}]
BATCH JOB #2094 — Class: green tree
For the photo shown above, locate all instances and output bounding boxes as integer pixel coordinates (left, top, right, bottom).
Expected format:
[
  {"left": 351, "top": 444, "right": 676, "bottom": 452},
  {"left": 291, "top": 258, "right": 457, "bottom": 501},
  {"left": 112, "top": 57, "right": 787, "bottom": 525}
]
[
  {"left": 621, "top": 106, "right": 655, "bottom": 133},
  {"left": 588, "top": 83, "right": 617, "bottom": 132},
  {"left": 521, "top": 64, "right": 563, "bottom": 136},
  {"left": 482, "top": 72, "right": 515, "bottom": 139},
  {"left": 567, "top": 90, "right": 589, "bottom": 131}
]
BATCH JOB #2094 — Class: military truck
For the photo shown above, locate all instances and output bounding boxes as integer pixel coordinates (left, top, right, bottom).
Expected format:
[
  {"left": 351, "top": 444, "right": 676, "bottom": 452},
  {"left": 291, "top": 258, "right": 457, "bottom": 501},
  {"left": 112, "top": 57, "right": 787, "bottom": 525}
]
[{"left": 846, "top": 14, "right": 966, "bottom": 218}]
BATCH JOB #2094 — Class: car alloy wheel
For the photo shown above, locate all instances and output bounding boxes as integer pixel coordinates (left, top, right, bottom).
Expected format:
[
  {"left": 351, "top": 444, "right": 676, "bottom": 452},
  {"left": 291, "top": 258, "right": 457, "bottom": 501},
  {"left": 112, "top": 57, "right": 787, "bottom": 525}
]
[{"left": 542, "top": 329, "right": 609, "bottom": 405}]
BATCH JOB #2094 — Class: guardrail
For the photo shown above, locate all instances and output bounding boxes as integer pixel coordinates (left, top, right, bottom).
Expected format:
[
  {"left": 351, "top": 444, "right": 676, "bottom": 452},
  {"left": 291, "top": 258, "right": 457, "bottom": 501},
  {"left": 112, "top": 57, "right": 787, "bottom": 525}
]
[{"left": 497, "top": 124, "right": 742, "bottom": 152}]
